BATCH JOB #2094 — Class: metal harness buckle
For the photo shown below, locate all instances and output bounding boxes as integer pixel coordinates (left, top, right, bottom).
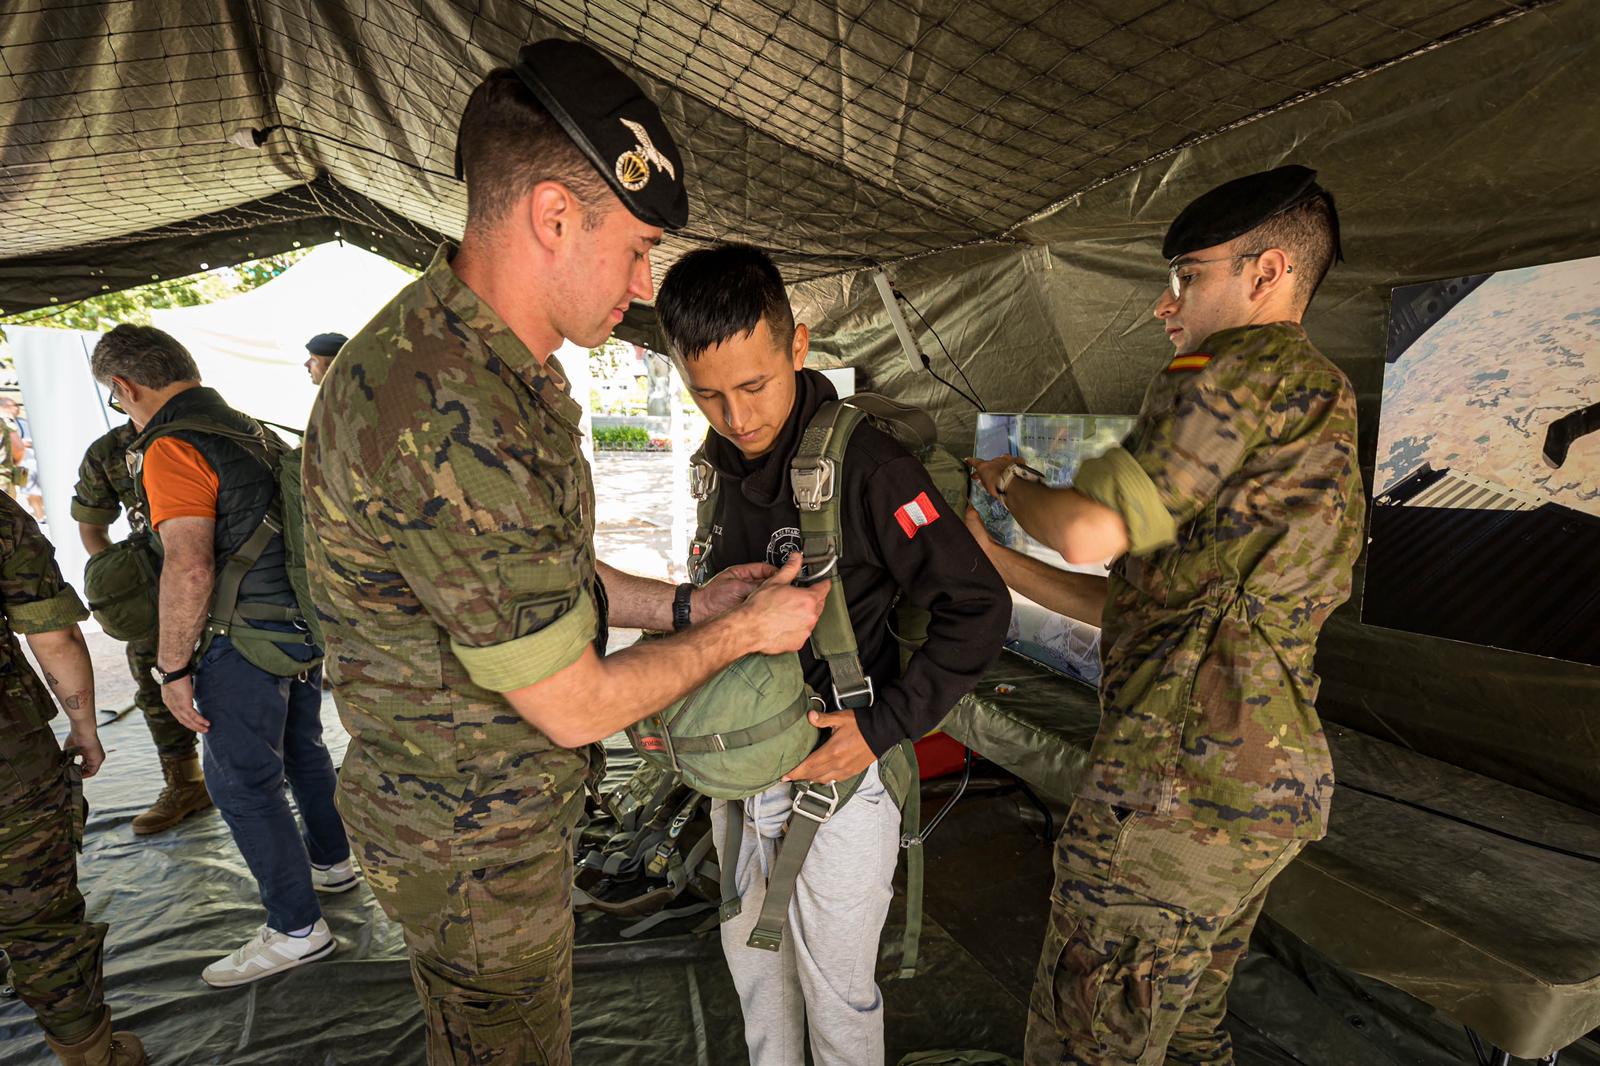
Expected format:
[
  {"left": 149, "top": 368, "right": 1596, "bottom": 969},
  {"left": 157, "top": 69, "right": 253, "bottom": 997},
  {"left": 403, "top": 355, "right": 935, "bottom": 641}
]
[
  {"left": 690, "top": 461, "right": 716, "bottom": 501},
  {"left": 790, "top": 457, "right": 836, "bottom": 511},
  {"left": 790, "top": 781, "right": 842, "bottom": 824},
  {"left": 798, "top": 548, "right": 838, "bottom": 586},
  {"left": 831, "top": 676, "right": 875, "bottom": 710}
]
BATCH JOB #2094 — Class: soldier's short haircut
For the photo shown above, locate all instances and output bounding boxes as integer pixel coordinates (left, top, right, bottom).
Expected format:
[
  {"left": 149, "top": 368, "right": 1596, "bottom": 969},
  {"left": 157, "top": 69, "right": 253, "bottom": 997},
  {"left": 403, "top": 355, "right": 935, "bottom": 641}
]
[
  {"left": 457, "top": 69, "right": 612, "bottom": 231},
  {"left": 655, "top": 244, "right": 796, "bottom": 361},
  {"left": 1234, "top": 192, "right": 1338, "bottom": 309},
  {"left": 91, "top": 324, "right": 200, "bottom": 388}
]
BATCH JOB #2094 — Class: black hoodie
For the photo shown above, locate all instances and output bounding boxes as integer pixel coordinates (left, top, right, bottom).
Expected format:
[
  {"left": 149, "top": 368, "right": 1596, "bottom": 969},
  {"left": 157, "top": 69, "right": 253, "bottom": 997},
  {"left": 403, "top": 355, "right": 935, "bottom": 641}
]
[{"left": 696, "top": 370, "right": 1009, "bottom": 756}]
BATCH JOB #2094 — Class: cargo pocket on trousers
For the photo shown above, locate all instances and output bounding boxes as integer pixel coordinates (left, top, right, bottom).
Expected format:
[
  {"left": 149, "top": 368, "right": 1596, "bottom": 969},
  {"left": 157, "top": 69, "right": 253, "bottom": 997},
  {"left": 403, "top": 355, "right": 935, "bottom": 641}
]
[
  {"left": 1039, "top": 909, "right": 1166, "bottom": 1062},
  {"left": 413, "top": 950, "right": 564, "bottom": 1066}
]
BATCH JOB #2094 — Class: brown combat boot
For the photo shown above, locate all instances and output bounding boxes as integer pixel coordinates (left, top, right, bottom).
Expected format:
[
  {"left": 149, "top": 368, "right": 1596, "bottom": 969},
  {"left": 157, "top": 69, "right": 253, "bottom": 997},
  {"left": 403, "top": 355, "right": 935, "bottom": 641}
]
[
  {"left": 131, "top": 752, "right": 212, "bottom": 835},
  {"left": 43, "top": 1010, "right": 147, "bottom": 1066}
]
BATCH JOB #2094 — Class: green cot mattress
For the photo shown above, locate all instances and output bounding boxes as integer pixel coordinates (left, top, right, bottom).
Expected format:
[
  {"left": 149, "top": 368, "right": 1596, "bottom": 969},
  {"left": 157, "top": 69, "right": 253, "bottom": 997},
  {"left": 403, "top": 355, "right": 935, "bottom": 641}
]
[{"left": 941, "top": 652, "right": 1600, "bottom": 1058}]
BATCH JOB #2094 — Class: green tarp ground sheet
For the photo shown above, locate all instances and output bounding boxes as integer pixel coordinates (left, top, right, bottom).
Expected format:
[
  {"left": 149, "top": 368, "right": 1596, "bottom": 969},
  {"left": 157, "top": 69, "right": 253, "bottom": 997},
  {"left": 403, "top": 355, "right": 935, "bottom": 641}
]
[{"left": 2, "top": 673, "right": 1596, "bottom": 1064}]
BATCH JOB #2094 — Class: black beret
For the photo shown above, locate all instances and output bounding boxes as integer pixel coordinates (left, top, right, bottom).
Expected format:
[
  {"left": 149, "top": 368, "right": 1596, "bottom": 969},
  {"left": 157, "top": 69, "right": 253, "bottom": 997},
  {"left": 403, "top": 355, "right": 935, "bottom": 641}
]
[
  {"left": 305, "top": 332, "right": 347, "bottom": 357},
  {"left": 1163, "top": 164, "right": 1341, "bottom": 263},
  {"left": 507, "top": 39, "right": 689, "bottom": 231}
]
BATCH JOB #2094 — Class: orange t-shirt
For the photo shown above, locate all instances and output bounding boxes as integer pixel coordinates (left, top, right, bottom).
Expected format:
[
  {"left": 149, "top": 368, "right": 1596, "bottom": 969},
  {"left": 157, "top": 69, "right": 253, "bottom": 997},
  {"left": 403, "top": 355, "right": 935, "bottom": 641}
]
[{"left": 143, "top": 437, "right": 219, "bottom": 528}]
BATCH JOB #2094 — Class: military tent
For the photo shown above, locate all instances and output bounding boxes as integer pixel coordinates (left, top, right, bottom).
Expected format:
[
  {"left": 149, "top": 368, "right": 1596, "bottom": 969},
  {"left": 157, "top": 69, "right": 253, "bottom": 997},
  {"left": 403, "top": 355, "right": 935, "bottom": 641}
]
[{"left": 2, "top": 2, "right": 1597, "bottom": 1063}]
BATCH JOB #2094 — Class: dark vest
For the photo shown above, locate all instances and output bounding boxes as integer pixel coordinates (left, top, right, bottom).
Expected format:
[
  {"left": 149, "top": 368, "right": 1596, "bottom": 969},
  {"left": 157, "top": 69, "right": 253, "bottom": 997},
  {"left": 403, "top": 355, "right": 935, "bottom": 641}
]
[{"left": 137, "top": 387, "right": 295, "bottom": 607}]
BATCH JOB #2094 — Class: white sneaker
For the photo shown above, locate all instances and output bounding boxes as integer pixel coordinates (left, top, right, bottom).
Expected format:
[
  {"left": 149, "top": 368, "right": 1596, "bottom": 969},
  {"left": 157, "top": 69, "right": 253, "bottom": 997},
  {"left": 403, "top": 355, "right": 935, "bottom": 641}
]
[
  {"left": 311, "top": 859, "right": 359, "bottom": 894},
  {"left": 201, "top": 921, "right": 335, "bottom": 988}
]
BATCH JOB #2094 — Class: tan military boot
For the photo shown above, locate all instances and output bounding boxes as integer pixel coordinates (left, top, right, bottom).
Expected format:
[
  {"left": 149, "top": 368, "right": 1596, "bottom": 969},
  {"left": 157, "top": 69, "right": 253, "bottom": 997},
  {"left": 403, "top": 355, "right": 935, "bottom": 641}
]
[
  {"left": 131, "top": 752, "right": 212, "bottom": 835},
  {"left": 43, "top": 1009, "right": 147, "bottom": 1066}
]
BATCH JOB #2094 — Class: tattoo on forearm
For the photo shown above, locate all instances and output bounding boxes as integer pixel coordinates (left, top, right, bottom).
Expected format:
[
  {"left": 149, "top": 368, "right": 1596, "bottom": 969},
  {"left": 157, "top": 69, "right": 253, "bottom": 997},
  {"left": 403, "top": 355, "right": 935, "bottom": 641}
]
[
  {"left": 46, "top": 671, "right": 59, "bottom": 685},
  {"left": 62, "top": 692, "right": 84, "bottom": 711}
]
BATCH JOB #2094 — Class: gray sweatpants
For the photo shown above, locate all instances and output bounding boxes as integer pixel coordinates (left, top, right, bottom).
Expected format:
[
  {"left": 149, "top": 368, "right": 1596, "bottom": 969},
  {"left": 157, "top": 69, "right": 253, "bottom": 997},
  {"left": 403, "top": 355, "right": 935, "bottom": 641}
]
[{"left": 710, "top": 764, "right": 902, "bottom": 1066}]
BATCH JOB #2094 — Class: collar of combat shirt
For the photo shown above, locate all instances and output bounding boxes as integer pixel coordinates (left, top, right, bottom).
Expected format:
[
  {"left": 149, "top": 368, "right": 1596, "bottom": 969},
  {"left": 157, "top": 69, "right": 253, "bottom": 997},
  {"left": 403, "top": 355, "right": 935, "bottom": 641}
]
[{"left": 421, "top": 244, "right": 584, "bottom": 440}]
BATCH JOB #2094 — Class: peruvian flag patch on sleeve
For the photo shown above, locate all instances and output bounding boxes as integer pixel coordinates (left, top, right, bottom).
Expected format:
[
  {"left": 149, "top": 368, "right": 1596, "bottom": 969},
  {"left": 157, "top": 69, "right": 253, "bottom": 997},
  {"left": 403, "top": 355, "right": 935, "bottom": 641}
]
[{"left": 894, "top": 491, "right": 940, "bottom": 539}]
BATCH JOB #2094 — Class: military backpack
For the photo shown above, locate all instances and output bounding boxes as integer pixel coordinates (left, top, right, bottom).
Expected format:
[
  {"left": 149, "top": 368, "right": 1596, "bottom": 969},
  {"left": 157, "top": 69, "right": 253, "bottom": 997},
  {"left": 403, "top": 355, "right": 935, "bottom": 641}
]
[
  {"left": 82, "top": 533, "right": 160, "bottom": 642},
  {"left": 621, "top": 392, "right": 968, "bottom": 976},
  {"left": 130, "top": 418, "right": 323, "bottom": 677}
]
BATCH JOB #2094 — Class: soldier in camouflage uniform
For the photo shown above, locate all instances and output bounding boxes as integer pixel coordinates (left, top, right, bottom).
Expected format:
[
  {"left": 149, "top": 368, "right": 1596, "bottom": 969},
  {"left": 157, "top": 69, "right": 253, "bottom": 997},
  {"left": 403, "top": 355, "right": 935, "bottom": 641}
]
[
  {"left": 1, "top": 493, "right": 146, "bottom": 1065},
  {"left": 72, "top": 421, "right": 212, "bottom": 834},
  {"left": 0, "top": 402, "right": 26, "bottom": 502},
  {"left": 303, "top": 41, "right": 827, "bottom": 1065},
  {"left": 969, "top": 166, "right": 1365, "bottom": 1065}
]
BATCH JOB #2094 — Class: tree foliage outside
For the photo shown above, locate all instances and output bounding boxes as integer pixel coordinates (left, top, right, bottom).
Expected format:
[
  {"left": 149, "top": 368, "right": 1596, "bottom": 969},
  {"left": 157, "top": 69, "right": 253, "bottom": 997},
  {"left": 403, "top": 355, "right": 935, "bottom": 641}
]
[{"left": 0, "top": 248, "right": 312, "bottom": 338}]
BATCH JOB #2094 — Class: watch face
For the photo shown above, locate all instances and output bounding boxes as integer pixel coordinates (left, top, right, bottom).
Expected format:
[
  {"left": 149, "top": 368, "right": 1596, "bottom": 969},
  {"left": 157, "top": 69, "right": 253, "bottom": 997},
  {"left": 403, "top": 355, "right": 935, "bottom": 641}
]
[{"left": 150, "top": 664, "right": 166, "bottom": 684}]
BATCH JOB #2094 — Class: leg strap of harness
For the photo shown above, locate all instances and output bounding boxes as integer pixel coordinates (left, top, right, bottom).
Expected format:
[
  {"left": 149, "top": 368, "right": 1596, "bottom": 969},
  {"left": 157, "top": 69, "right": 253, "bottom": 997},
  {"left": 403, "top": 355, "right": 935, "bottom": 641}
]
[{"left": 745, "top": 771, "right": 864, "bottom": 952}]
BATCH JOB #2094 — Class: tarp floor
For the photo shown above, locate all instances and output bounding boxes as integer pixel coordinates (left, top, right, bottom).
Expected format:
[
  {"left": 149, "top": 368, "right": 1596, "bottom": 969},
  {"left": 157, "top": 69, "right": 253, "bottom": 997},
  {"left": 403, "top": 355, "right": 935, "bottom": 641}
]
[{"left": 3, "top": 653, "right": 1597, "bottom": 1064}]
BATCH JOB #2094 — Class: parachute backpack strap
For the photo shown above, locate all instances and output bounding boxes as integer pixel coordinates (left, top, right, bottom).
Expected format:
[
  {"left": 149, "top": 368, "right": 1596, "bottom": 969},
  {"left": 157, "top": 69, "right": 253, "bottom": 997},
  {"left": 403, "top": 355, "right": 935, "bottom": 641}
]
[
  {"left": 620, "top": 830, "right": 719, "bottom": 938},
  {"left": 888, "top": 739, "right": 923, "bottom": 979},
  {"left": 746, "top": 771, "right": 864, "bottom": 952},
  {"left": 719, "top": 799, "right": 746, "bottom": 922},
  {"left": 793, "top": 401, "right": 874, "bottom": 710},
  {"left": 135, "top": 417, "right": 313, "bottom": 669},
  {"left": 688, "top": 447, "right": 719, "bottom": 586},
  {"left": 667, "top": 693, "right": 818, "bottom": 756},
  {"left": 204, "top": 513, "right": 323, "bottom": 674},
  {"left": 195, "top": 513, "right": 280, "bottom": 659}
]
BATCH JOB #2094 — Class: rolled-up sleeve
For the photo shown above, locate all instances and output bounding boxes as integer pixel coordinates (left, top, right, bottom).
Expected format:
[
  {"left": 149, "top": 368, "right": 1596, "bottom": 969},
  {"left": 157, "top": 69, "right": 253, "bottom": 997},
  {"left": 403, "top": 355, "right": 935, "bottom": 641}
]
[
  {"left": 2, "top": 506, "right": 90, "bottom": 634},
  {"left": 372, "top": 442, "right": 594, "bottom": 693},
  {"left": 1078, "top": 356, "right": 1283, "bottom": 556},
  {"left": 71, "top": 446, "right": 122, "bottom": 525},
  {"left": 1074, "top": 446, "right": 1177, "bottom": 556}
]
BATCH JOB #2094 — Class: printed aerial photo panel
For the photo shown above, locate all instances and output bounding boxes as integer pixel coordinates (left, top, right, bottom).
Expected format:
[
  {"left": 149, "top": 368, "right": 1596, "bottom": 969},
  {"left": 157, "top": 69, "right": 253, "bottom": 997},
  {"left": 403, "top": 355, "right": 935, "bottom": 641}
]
[
  {"left": 1364, "top": 254, "right": 1600, "bottom": 667},
  {"left": 973, "top": 413, "right": 1134, "bottom": 684}
]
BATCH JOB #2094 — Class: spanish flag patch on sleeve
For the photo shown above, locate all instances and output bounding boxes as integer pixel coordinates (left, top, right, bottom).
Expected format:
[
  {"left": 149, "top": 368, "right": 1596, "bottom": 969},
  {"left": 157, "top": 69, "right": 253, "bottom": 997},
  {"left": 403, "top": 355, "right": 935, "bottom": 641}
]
[{"left": 1165, "top": 352, "right": 1213, "bottom": 373}]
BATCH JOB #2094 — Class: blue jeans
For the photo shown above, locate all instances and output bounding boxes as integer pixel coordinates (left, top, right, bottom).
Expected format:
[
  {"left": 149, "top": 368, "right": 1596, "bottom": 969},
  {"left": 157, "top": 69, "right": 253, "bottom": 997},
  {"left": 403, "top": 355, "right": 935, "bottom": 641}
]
[{"left": 193, "top": 631, "right": 349, "bottom": 933}]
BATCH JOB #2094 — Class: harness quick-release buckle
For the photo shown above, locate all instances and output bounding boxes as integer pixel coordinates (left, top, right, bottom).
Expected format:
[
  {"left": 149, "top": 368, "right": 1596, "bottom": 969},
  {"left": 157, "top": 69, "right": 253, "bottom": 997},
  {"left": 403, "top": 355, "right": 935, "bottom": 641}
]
[
  {"left": 690, "top": 461, "right": 717, "bottom": 501},
  {"left": 791, "top": 781, "right": 842, "bottom": 824},
  {"left": 831, "top": 677, "right": 875, "bottom": 710},
  {"left": 790, "top": 457, "right": 836, "bottom": 511},
  {"left": 689, "top": 539, "right": 714, "bottom": 585}
]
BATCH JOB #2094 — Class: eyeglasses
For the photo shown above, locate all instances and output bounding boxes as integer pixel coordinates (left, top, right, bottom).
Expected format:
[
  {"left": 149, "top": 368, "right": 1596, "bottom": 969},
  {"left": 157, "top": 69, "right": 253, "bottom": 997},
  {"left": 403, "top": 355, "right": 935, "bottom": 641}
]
[
  {"left": 107, "top": 386, "right": 124, "bottom": 415},
  {"left": 1167, "top": 252, "right": 1263, "bottom": 300}
]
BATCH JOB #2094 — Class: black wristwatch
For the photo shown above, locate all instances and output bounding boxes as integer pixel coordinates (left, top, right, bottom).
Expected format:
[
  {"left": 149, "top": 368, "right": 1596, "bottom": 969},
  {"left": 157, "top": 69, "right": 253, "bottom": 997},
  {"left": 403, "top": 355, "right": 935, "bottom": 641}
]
[
  {"left": 672, "top": 582, "right": 695, "bottom": 632},
  {"left": 150, "top": 662, "right": 196, "bottom": 686}
]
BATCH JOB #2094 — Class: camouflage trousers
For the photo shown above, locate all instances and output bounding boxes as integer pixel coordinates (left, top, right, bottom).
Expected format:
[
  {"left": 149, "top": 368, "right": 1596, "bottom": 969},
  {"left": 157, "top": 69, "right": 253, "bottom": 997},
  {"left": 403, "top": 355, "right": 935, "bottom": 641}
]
[
  {"left": 126, "top": 631, "right": 196, "bottom": 758},
  {"left": 1023, "top": 799, "right": 1306, "bottom": 1066},
  {"left": 0, "top": 734, "right": 108, "bottom": 1044},
  {"left": 354, "top": 831, "right": 576, "bottom": 1066}
]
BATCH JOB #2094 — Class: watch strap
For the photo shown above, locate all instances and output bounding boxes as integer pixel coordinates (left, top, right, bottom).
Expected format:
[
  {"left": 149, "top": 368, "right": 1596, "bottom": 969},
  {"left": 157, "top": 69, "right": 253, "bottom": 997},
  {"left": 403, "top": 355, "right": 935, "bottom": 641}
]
[
  {"left": 996, "top": 461, "right": 1044, "bottom": 496},
  {"left": 153, "top": 661, "right": 196, "bottom": 685},
  {"left": 672, "top": 582, "right": 694, "bottom": 632}
]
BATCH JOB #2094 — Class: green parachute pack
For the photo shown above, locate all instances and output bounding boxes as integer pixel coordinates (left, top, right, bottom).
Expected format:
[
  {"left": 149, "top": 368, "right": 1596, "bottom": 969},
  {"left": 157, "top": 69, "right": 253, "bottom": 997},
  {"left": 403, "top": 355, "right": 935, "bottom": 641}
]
[
  {"left": 617, "top": 392, "right": 970, "bottom": 976},
  {"left": 82, "top": 533, "right": 160, "bottom": 642},
  {"left": 129, "top": 418, "right": 323, "bottom": 677}
]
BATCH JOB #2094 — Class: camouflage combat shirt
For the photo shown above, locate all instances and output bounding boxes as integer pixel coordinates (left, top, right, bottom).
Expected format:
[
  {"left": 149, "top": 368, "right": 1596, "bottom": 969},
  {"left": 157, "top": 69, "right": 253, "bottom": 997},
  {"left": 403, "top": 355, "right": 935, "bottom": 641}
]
[
  {"left": 1, "top": 494, "right": 89, "bottom": 793},
  {"left": 303, "top": 244, "right": 595, "bottom": 869},
  {"left": 71, "top": 422, "right": 144, "bottom": 530},
  {"left": 1073, "top": 322, "right": 1365, "bottom": 839}
]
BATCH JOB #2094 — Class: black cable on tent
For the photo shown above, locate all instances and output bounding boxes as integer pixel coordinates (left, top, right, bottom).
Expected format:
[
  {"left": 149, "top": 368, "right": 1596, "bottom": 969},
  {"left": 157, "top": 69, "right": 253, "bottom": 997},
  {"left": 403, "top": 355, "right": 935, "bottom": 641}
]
[{"left": 902, "top": 295, "right": 986, "bottom": 413}]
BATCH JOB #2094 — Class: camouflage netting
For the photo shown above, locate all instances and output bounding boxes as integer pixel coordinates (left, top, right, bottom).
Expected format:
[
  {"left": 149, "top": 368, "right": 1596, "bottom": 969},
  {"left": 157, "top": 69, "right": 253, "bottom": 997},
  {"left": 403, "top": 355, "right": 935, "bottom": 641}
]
[
  {"left": 0, "top": 0, "right": 1559, "bottom": 301},
  {"left": 1, "top": 1, "right": 1597, "bottom": 807}
]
